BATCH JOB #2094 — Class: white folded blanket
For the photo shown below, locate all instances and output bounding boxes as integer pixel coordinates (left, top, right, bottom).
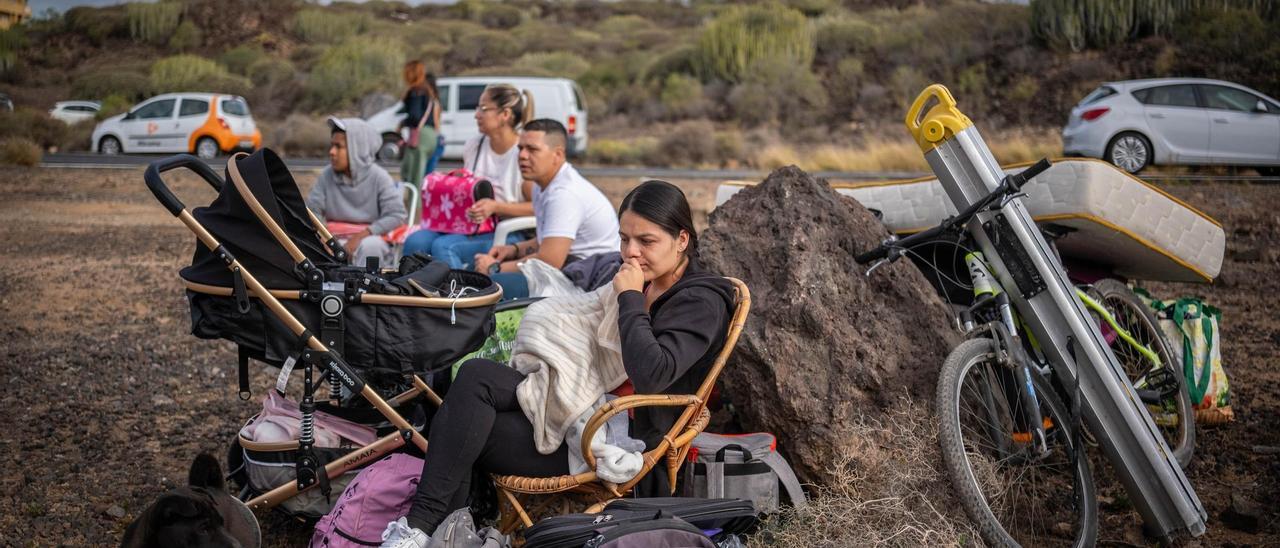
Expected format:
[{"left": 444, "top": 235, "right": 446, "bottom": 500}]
[{"left": 514, "top": 283, "right": 629, "bottom": 455}]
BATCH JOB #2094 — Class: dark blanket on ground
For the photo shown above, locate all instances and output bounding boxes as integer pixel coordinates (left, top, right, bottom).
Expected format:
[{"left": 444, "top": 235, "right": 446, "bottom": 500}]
[{"left": 700, "top": 166, "right": 960, "bottom": 485}]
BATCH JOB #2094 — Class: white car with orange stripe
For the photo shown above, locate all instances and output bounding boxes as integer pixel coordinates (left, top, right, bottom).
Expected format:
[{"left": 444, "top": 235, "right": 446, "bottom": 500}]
[{"left": 92, "top": 92, "right": 262, "bottom": 159}]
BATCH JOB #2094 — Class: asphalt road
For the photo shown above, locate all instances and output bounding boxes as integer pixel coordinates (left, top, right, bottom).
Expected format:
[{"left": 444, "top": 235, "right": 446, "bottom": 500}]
[
  {"left": 39, "top": 152, "right": 931, "bottom": 181},
  {"left": 40, "top": 152, "right": 1280, "bottom": 183}
]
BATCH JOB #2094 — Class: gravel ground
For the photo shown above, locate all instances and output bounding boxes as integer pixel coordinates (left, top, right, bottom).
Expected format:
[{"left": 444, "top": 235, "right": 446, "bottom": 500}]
[{"left": 0, "top": 166, "right": 1274, "bottom": 546}]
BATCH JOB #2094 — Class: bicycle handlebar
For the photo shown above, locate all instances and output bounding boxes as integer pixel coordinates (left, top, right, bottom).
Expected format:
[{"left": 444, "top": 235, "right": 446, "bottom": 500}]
[{"left": 854, "top": 158, "right": 1053, "bottom": 265}]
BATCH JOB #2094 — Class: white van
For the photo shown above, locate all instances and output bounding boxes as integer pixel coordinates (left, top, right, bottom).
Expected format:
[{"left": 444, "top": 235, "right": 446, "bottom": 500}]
[{"left": 367, "top": 76, "right": 588, "bottom": 161}]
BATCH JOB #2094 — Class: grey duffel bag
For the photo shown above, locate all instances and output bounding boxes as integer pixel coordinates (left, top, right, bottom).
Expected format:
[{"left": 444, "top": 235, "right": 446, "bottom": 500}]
[{"left": 681, "top": 432, "right": 806, "bottom": 514}]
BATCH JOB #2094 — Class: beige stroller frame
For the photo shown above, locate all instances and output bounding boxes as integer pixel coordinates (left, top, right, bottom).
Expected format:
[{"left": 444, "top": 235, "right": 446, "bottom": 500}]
[{"left": 145, "top": 152, "right": 501, "bottom": 513}]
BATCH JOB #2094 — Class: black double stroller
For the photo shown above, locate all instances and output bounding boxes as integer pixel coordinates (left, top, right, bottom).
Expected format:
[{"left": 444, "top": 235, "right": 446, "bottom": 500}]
[{"left": 145, "top": 149, "right": 500, "bottom": 518}]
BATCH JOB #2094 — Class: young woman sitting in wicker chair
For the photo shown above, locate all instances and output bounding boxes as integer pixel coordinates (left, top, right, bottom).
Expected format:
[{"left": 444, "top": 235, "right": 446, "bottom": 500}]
[{"left": 379, "top": 180, "right": 736, "bottom": 547}]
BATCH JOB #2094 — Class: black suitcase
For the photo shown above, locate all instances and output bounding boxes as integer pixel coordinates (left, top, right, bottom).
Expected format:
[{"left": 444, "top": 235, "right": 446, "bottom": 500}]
[{"left": 523, "top": 498, "right": 756, "bottom": 548}]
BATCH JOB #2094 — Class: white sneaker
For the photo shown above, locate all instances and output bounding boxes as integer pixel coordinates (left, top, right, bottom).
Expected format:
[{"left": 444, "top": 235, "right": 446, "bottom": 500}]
[{"left": 380, "top": 517, "right": 430, "bottom": 548}]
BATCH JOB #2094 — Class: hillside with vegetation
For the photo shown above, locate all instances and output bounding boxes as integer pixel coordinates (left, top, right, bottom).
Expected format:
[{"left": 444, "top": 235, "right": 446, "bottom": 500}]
[{"left": 1, "top": 0, "right": 1277, "bottom": 170}]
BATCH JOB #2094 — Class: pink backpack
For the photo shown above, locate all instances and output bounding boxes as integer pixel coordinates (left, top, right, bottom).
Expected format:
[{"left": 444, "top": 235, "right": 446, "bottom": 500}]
[
  {"left": 421, "top": 168, "right": 496, "bottom": 235},
  {"left": 310, "top": 453, "right": 424, "bottom": 547}
]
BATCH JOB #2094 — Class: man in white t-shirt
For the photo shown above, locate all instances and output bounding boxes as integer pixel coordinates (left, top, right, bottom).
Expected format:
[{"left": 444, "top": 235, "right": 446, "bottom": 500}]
[{"left": 474, "top": 119, "right": 620, "bottom": 300}]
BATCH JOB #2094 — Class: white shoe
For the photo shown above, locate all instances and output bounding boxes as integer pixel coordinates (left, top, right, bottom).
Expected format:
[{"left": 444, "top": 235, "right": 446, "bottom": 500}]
[{"left": 380, "top": 517, "right": 430, "bottom": 548}]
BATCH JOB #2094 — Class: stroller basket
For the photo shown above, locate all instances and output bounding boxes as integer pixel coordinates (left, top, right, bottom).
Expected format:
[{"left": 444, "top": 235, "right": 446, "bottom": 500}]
[{"left": 145, "top": 150, "right": 501, "bottom": 514}]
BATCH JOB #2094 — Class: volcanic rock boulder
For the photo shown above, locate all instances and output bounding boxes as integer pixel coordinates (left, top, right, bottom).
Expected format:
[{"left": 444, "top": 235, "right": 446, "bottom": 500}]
[{"left": 700, "top": 166, "right": 960, "bottom": 486}]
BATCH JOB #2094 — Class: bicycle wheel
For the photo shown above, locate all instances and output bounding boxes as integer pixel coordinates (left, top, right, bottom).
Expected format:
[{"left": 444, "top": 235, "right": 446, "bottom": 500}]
[
  {"left": 1090, "top": 278, "right": 1194, "bottom": 467},
  {"left": 937, "top": 338, "right": 1098, "bottom": 548}
]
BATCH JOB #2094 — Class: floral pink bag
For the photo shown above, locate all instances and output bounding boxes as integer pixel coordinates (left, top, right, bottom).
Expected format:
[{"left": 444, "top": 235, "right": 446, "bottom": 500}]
[{"left": 420, "top": 168, "right": 494, "bottom": 234}]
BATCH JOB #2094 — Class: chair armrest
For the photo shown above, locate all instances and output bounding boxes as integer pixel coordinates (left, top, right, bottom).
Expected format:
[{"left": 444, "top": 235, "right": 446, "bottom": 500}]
[
  {"left": 579, "top": 394, "right": 701, "bottom": 471},
  {"left": 493, "top": 216, "right": 536, "bottom": 245}
]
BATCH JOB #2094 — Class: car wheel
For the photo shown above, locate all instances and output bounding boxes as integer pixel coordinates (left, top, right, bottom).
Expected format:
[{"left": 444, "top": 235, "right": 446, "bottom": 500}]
[
  {"left": 99, "top": 136, "right": 121, "bottom": 155},
  {"left": 1106, "top": 132, "right": 1152, "bottom": 174},
  {"left": 195, "top": 137, "right": 220, "bottom": 160},
  {"left": 379, "top": 133, "right": 402, "bottom": 162}
]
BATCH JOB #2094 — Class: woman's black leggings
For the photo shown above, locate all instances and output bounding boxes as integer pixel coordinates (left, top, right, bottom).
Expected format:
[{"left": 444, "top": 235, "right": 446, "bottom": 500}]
[{"left": 406, "top": 359, "right": 569, "bottom": 532}]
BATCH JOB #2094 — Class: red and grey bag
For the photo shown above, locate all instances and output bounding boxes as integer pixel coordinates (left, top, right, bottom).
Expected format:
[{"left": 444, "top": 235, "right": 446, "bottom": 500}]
[{"left": 682, "top": 432, "right": 807, "bottom": 514}]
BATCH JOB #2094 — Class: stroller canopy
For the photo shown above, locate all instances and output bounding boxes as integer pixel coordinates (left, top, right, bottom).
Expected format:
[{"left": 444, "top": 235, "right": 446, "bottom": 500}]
[{"left": 181, "top": 149, "right": 337, "bottom": 289}]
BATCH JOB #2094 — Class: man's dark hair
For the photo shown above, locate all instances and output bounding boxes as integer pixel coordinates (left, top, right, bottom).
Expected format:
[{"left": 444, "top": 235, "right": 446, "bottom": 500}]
[
  {"left": 523, "top": 118, "right": 567, "bottom": 149},
  {"left": 619, "top": 180, "right": 698, "bottom": 258}
]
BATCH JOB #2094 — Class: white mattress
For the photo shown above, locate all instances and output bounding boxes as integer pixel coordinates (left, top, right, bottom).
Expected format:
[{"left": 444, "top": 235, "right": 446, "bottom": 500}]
[{"left": 715, "top": 159, "right": 1224, "bottom": 283}]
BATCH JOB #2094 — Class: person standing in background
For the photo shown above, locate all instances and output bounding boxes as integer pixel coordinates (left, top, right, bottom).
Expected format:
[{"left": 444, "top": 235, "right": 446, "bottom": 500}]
[
  {"left": 399, "top": 61, "right": 440, "bottom": 190},
  {"left": 422, "top": 72, "right": 446, "bottom": 178}
]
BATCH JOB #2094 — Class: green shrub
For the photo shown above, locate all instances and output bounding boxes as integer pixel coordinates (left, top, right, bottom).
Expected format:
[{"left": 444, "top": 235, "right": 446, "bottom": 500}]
[
  {"left": 596, "top": 14, "right": 655, "bottom": 37},
  {"left": 512, "top": 52, "right": 590, "bottom": 79},
  {"left": 1170, "top": 8, "right": 1280, "bottom": 99},
  {"left": 97, "top": 94, "right": 133, "bottom": 119},
  {"left": 459, "top": 64, "right": 551, "bottom": 77},
  {"left": 588, "top": 138, "right": 657, "bottom": 166},
  {"left": 168, "top": 20, "right": 204, "bottom": 51},
  {"left": 641, "top": 45, "right": 697, "bottom": 83},
  {"left": 813, "top": 16, "right": 877, "bottom": 67},
  {"left": 308, "top": 37, "right": 404, "bottom": 109},
  {"left": 828, "top": 57, "right": 864, "bottom": 114},
  {"left": 659, "top": 73, "right": 705, "bottom": 119},
  {"left": 219, "top": 45, "right": 265, "bottom": 76},
  {"left": 150, "top": 55, "right": 249, "bottom": 96},
  {"left": 714, "top": 130, "right": 744, "bottom": 163},
  {"left": 1006, "top": 76, "right": 1039, "bottom": 104},
  {"left": 695, "top": 4, "right": 813, "bottom": 83},
  {"left": 0, "top": 138, "right": 42, "bottom": 166},
  {"left": 0, "top": 28, "right": 22, "bottom": 74},
  {"left": 888, "top": 65, "right": 928, "bottom": 112},
  {"left": 292, "top": 9, "right": 369, "bottom": 44},
  {"left": 651, "top": 120, "right": 720, "bottom": 167},
  {"left": 127, "top": 1, "right": 183, "bottom": 44},
  {"left": 1031, "top": 0, "right": 1277, "bottom": 52},
  {"left": 728, "top": 56, "right": 828, "bottom": 129},
  {"left": 480, "top": 4, "right": 523, "bottom": 30},
  {"left": 578, "top": 61, "right": 630, "bottom": 93},
  {"left": 72, "top": 70, "right": 151, "bottom": 102},
  {"left": 727, "top": 82, "right": 772, "bottom": 126},
  {"left": 0, "top": 109, "right": 67, "bottom": 149},
  {"left": 247, "top": 57, "right": 296, "bottom": 87},
  {"left": 785, "top": 0, "right": 836, "bottom": 17},
  {"left": 66, "top": 6, "right": 129, "bottom": 46},
  {"left": 445, "top": 30, "right": 519, "bottom": 71}
]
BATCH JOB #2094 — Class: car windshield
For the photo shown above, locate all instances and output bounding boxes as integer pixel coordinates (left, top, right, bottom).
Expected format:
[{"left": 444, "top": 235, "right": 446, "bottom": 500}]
[{"left": 221, "top": 98, "right": 250, "bottom": 117}]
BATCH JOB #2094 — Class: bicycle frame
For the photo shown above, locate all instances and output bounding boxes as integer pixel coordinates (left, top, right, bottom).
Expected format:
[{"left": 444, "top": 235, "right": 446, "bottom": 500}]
[{"left": 906, "top": 85, "right": 1205, "bottom": 539}]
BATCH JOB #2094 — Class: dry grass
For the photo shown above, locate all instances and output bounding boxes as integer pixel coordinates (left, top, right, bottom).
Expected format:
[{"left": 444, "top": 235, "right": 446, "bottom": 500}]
[
  {"left": 0, "top": 138, "right": 42, "bottom": 167},
  {"left": 751, "top": 402, "right": 984, "bottom": 547},
  {"left": 753, "top": 128, "right": 1063, "bottom": 173}
]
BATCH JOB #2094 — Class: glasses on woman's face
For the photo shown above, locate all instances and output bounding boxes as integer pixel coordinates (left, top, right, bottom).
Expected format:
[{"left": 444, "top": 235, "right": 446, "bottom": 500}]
[{"left": 477, "top": 105, "right": 497, "bottom": 114}]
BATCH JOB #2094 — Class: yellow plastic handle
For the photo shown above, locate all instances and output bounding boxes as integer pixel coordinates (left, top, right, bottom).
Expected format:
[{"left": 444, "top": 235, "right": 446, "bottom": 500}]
[{"left": 904, "top": 84, "right": 973, "bottom": 152}]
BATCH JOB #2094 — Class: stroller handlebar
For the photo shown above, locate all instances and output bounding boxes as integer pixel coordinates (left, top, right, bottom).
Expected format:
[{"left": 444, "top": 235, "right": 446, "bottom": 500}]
[{"left": 144, "top": 154, "right": 224, "bottom": 216}]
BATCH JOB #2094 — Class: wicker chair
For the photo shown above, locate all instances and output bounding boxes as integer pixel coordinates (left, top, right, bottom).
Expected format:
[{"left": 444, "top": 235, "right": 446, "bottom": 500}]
[{"left": 490, "top": 277, "right": 750, "bottom": 534}]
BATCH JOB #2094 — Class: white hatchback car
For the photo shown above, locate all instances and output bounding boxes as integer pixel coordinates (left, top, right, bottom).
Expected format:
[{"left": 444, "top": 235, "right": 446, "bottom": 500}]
[
  {"left": 1063, "top": 78, "right": 1280, "bottom": 175},
  {"left": 366, "top": 76, "right": 589, "bottom": 161},
  {"left": 49, "top": 101, "right": 100, "bottom": 124},
  {"left": 92, "top": 92, "right": 262, "bottom": 159}
]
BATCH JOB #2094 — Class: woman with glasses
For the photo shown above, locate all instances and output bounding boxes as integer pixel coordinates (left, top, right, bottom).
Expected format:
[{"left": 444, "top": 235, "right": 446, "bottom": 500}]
[{"left": 403, "top": 84, "right": 535, "bottom": 267}]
